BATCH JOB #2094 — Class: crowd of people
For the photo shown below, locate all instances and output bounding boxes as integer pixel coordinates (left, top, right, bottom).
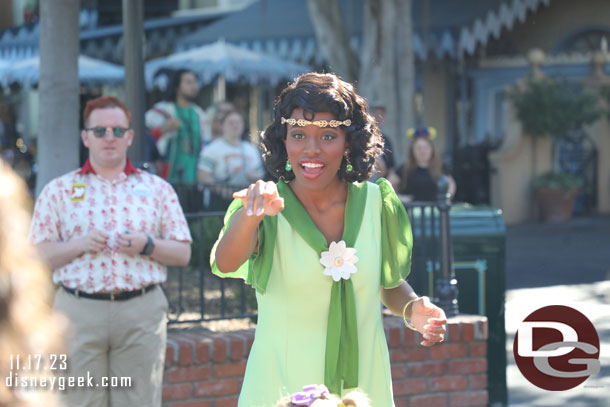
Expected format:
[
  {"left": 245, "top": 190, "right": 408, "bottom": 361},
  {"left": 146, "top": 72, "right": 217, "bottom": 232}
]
[
  {"left": 0, "top": 72, "right": 456, "bottom": 407},
  {"left": 143, "top": 69, "right": 456, "bottom": 211},
  {"left": 145, "top": 69, "right": 265, "bottom": 188}
]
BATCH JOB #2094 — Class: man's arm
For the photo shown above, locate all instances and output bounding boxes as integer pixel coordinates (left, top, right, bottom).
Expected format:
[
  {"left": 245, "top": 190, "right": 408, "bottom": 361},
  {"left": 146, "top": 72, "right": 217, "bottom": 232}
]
[
  {"left": 36, "top": 241, "right": 83, "bottom": 270},
  {"left": 150, "top": 239, "right": 191, "bottom": 267},
  {"left": 117, "top": 232, "right": 190, "bottom": 266},
  {"left": 36, "top": 229, "right": 109, "bottom": 270}
]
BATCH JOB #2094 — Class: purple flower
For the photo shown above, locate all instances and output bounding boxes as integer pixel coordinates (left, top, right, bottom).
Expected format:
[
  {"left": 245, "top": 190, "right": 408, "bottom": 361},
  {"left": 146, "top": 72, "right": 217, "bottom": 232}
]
[{"left": 290, "top": 384, "right": 329, "bottom": 405}]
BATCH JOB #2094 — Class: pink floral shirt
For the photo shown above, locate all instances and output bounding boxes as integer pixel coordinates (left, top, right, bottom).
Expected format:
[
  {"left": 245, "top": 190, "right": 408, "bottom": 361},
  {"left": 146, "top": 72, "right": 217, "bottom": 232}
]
[{"left": 29, "top": 160, "right": 192, "bottom": 293}]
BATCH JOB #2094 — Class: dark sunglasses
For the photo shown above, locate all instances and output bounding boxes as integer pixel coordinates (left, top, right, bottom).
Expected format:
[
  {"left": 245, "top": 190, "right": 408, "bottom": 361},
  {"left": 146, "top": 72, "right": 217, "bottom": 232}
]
[{"left": 85, "top": 126, "right": 130, "bottom": 138}]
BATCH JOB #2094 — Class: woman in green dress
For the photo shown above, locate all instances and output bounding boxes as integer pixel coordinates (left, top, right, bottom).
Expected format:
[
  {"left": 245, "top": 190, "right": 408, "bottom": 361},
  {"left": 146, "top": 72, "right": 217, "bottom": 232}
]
[{"left": 211, "top": 73, "right": 447, "bottom": 407}]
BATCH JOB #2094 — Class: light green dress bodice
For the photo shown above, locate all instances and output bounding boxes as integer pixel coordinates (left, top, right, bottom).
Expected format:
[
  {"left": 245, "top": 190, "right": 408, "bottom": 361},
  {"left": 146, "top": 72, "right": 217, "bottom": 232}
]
[{"left": 238, "top": 182, "right": 394, "bottom": 407}]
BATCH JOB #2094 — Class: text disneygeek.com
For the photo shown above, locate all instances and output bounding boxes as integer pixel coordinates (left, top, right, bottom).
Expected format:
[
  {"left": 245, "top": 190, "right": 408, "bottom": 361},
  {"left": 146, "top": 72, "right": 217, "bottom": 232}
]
[
  {"left": 6, "top": 354, "right": 131, "bottom": 391},
  {"left": 5, "top": 371, "right": 132, "bottom": 391}
]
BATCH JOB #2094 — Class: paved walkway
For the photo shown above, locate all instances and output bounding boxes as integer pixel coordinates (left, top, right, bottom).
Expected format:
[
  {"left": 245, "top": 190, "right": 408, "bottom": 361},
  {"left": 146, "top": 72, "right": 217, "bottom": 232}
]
[{"left": 504, "top": 215, "right": 610, "bottom": 407}]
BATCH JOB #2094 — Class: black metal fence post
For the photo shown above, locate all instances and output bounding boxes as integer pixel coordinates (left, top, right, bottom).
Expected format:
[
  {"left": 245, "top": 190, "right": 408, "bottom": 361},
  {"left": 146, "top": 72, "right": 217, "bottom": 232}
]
[{"left": 434, "top": 176, "right": 459, "bottom": 317}]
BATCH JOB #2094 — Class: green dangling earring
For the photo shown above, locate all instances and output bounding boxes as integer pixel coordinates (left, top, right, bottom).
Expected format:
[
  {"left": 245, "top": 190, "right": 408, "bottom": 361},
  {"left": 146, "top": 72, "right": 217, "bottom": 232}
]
[
  {"left": 285, "top": 159, "right": 292, "bottom": 171},
  {"left": 345, "top": 155, "right": 353, "bottom": 173}
]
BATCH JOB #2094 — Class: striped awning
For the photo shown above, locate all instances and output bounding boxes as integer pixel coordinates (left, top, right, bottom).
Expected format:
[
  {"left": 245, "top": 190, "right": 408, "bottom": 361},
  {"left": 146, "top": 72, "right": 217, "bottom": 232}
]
[
  {"left": 0, "top": 7, "right": 230, "bottom": 63},
  {"left": 0, "top": 0, "right": 552, "bottom": 64},
  {"left": 176, "top": 0, "right": 552, "bottom": 62}
]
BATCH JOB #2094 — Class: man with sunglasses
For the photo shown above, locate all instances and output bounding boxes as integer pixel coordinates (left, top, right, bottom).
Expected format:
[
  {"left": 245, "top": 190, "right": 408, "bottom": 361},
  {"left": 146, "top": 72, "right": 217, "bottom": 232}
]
[{"left": 29, "top": 96, "right": 192, "bottom": 407}]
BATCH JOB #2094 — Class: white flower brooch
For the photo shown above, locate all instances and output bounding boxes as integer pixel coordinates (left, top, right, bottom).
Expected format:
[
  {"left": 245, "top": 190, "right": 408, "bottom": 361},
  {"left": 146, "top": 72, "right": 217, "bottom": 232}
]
[{"left": 319, "top": 241, "right": 359, "bottom": 281}]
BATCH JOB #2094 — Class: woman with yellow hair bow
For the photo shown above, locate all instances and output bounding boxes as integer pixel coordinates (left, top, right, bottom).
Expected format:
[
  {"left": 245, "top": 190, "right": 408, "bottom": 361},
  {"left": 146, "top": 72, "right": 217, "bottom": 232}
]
[{"left": 397, "top": 127, "right": 456, "bottom": 202}]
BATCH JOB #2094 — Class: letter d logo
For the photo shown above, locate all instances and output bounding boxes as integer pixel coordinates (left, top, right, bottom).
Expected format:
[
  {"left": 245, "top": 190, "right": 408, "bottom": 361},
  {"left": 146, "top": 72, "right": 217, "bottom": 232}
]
[
  {"left": 517, "top": 321, "right": 577, "bottom": 357},
  {"left": 513, "top": 305, "right": 600, "bottom": 391}
]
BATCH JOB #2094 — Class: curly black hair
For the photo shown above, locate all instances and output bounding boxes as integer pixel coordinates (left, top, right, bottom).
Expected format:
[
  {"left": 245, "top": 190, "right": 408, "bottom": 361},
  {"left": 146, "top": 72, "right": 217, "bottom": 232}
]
[{"left": 261, "top": 73, "right": 383, "bottom": 183}]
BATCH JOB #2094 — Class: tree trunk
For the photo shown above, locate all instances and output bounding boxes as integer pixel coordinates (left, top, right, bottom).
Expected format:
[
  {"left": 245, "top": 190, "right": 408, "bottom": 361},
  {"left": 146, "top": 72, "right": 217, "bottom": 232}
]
[
  {"left": 37, "top": 0, "right": 80, "bottom": 195},
  {"left": 307, "top": 0, "right": 359, "bottom": 82},
  {"left": 358, "top": 0, "right": 414, "bottom": 164},
  {"left": 307, "top": 0, "right": 415, "bottom": 165},
  {"left": 357, "top": 0, "right": 382, "bottom": 101},
  {"left": 394, "top": 0, "right": 415, "bottom": 163}
]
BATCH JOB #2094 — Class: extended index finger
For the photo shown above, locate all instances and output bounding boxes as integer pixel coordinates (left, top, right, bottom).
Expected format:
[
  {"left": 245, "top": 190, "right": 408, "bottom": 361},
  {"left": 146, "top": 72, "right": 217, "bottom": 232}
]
[
  {"left": 233, "top": 188, "right": 248, "bottom": 199},
  {"left": 263, "top": 181, "right": 278, "bottom": 197}
]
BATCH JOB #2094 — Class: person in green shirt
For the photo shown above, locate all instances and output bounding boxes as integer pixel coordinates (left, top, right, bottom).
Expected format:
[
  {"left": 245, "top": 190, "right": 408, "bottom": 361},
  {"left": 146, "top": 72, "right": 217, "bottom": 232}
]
[
  {"left": 211, "top": 73, "right": 447, "bottom": 407},
  {"left": 145, "top": 69, "right": 210, "bottom": 183}
]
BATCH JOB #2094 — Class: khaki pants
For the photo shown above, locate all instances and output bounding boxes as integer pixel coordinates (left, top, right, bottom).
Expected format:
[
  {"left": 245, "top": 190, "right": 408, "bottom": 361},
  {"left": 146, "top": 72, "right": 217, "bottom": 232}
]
[{"left": 53, "top": 286, "right": 168, "bottom": 407}]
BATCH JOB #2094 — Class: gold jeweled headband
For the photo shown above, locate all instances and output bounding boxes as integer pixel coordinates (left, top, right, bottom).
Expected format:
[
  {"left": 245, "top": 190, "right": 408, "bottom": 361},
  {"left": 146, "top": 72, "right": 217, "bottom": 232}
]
[{"left": 281, "top": 117, "right": 352, "bottom": 128}]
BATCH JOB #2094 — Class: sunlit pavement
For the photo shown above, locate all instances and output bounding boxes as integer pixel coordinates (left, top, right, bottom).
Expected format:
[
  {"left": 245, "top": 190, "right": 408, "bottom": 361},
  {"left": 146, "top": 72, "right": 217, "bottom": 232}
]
[
  {"left": 505, "top": 282, "right": 610, "bottom": 407},
  {"left": 504, "top": 215, "right": 610, "bottom": 406}
]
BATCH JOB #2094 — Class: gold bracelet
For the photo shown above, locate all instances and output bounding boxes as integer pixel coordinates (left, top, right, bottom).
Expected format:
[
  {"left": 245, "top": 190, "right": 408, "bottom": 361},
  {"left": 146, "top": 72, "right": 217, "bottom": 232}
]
[{"left": 402, "top": 297, "right": 419, "bottom": 331}]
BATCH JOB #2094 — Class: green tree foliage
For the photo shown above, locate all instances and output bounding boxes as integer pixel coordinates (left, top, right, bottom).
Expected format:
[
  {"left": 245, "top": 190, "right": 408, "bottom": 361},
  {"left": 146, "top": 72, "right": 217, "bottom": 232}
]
[
  {"left": 531, "top": 171, "right": 582, "bottom": 189},
  {"left": 507, "top": 77, "right": 604, "bottom": 138}
]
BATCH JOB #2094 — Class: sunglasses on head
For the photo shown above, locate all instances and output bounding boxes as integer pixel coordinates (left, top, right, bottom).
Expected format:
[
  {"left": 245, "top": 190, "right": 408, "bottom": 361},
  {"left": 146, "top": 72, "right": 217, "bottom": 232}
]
[{"left": 85, "top": 126, "right": 130, "bottom": 138}]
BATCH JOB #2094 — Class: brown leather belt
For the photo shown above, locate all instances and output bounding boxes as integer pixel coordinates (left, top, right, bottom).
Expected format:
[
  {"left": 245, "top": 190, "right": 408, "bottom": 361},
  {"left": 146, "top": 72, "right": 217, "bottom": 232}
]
[{"left": 61, "top": 284, "right": 157, "bottom": 301}]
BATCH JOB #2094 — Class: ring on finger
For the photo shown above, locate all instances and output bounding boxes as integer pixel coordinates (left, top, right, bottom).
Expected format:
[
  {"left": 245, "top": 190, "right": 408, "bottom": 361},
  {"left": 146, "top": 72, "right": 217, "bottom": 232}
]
[{"left": 128, "top": 239, "right": 132, "bottom": 248}]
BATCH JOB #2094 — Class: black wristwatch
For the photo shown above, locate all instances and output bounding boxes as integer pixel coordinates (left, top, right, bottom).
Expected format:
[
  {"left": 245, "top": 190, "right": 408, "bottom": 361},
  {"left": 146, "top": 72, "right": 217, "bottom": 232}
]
[{"left": 140, "top": 235, "right": 155, "bottom": 256}]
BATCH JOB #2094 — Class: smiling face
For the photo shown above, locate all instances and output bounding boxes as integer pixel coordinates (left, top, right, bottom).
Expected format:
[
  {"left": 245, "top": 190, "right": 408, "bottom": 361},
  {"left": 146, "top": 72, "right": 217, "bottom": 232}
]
[
  {"left": 413, "top": 137, "right": 434, "bottom": 168},
  {"left": 81, "top": 107, "right": 133, "bottom": 170},
  {"left": 283, "top": 108, "right": 348, "bottom": 190}
]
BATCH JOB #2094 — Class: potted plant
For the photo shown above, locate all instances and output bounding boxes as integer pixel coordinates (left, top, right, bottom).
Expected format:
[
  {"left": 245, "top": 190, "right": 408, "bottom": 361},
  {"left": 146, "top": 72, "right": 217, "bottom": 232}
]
[
  {"left": 507, "top": 76, "right": 604, "bottom": 222},
  {"left": 532, "top": 172, "right": 582, "bottom": 222}
]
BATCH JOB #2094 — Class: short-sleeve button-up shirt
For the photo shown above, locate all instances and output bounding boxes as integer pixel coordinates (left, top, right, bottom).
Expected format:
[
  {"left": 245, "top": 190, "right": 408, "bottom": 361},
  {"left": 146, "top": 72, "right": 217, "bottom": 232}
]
[{"left": 29, "top": 159, "right": 192, "bottom": 293}]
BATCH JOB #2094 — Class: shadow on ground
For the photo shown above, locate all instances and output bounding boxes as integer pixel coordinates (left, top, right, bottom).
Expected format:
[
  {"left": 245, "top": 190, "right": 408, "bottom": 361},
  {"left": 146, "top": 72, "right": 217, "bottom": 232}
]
[{"left": 506, "top": 215, "right": 610, "bottom": 289}]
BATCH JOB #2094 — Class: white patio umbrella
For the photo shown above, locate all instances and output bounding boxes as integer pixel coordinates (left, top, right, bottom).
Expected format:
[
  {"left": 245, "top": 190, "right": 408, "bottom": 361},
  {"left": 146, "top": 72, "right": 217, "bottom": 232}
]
[
  {"left": 0, "top": 55, "right": 124, "bottom": 88},
  {"left": 145, "top": 39, "right": 311, "bottom": 90}
]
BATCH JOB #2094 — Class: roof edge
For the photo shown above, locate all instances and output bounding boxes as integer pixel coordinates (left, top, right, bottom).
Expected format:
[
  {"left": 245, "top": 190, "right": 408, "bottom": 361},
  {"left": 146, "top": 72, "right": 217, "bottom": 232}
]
[{"left": 458, "top": 0, "right": 552, "bottom": 57}]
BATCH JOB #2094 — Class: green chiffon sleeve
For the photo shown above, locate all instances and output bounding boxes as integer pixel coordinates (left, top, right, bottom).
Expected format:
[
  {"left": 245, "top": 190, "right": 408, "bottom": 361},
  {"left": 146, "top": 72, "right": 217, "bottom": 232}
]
[
  {"left": 209, "top": 198, "right": 277, "bottom": 294},
  {"left": 376, "top": 178, "right": 413, "bottom": 288}
]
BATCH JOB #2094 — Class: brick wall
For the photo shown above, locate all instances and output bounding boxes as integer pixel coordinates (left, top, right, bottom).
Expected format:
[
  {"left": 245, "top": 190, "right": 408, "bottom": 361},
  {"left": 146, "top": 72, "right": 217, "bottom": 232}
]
[
  {"left": 162, "top": 315, "right": 488, "bottom": 407},
  {"left": 386, "top": 315, "right": 488, "bottom": 407}
]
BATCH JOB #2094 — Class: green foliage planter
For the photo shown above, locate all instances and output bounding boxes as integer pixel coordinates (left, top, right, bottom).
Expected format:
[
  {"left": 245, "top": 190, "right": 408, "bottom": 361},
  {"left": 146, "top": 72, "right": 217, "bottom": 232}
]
[
  {"left": 532, "top": 172, "right": 582, "bottom": 223},
  {"left": 507, "top": 77, "right": 604, "bottom": 138},
  {"left": 508, "top": 76, "right": 604, "bottom": 222}
]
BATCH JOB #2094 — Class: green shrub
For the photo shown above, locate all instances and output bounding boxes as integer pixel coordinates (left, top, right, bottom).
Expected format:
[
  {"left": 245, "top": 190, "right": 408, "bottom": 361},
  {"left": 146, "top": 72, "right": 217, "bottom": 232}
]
[
  {"left": 532, "top": 171, "right": 582, "bottom": 189},
  {"left": 507, "top": 76, "right": 603, "bottom": 138}
]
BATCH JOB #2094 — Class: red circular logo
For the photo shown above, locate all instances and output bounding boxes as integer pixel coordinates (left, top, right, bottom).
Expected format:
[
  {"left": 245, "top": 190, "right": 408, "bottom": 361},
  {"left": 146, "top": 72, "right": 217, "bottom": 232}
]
[{"left": 513, "top": 305, "right": 600, "bottom": 391}]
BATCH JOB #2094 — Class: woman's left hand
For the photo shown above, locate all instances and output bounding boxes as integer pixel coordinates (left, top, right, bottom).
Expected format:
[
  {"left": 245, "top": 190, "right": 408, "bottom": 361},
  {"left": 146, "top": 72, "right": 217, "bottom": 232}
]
[{"left": 410, "top": 296, "right": 447, "bottom": 346}]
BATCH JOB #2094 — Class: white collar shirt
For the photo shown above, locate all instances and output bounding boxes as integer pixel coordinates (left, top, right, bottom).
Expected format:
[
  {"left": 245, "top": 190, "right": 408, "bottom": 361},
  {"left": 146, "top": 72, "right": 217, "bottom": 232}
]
[{"left": 28, "top": 161, "right": 192, "bottom": 293}]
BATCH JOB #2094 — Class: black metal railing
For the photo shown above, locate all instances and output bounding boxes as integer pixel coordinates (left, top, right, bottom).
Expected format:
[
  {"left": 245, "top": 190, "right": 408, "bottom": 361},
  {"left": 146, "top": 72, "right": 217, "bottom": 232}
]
[
  {"left": 164, "top": 178, "right": 458, "bottom": 326},
  {"left": 402, "top": 177, "right": 458, "bottom": 317},
  {"left": 163, "top": 210, "right": 259, "bottom": 325}
]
